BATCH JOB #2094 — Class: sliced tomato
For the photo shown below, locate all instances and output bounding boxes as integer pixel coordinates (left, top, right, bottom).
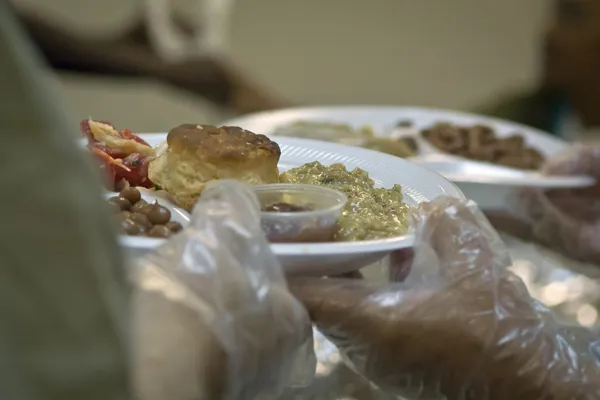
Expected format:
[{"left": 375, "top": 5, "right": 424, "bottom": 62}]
[
  {"left": 120, "top": 128, "right": 151, "bottom": 147},
  {"left": 80, "top": 119, "right": 96, "bottom": 144},
  {"left": 120, "top": 153, "right": 153, "bottom": 188},
  {"left": 81, "top": 119, "right": 151, "bottom": 151},
  {"left": 85, "top": 123, "right": 155, "bottom": 190}
]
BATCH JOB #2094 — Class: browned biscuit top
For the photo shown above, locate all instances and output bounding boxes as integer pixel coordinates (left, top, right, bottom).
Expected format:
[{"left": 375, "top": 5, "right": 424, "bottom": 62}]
[{"left": 167, "top": 124, "right": 281, "bottom": 161}]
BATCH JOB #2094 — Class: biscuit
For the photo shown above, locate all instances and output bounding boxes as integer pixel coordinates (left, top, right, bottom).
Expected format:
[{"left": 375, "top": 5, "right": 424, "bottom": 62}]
[{"left": 149, "top": 124, "right": 280, "bottom": 210}]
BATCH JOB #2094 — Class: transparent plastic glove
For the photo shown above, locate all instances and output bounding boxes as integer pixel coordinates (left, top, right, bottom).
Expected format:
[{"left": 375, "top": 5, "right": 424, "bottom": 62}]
[
  {"left": 132, "top": 180, "right": 315, "bottom": 400},
  {"left": 515, "top": 145, "right": 600, "bottom": 264},
  {"left": 290, "top": 197, "right": 600, "bottom": 400}
]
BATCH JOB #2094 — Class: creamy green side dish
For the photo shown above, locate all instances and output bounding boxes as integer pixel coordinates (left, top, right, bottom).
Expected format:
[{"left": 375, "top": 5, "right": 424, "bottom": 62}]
[
  {"left": 279, "top": 161, "right": 410, "bottom": 241},
  {"left": 361, "top": 137, "right": 416, "bottom": 158},
  {"left": 273, "top": 121, "right": 417, "bottom": 158},
  {"left": 273, "top": 121, "right": 375, "bottom": 143}
]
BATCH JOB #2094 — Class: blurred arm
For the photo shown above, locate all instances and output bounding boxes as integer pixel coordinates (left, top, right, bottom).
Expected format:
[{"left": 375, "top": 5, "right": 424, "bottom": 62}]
[
  {"left": 0, "top": 3, "right": 131, "bottom": 400},
  {"left": 13, "top": 5, "right": 287, "bottom": 114}
]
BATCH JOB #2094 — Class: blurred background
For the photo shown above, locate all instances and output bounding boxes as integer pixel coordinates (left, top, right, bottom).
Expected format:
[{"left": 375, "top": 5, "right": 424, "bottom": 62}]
[{"left": 12, "top": 0, "right": 548, "bottom": 131}]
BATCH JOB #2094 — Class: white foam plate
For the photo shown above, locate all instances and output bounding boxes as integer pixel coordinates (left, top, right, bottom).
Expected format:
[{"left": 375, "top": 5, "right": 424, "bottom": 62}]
[
  {"left": 113, "top": 133, "right": 464, "bottom": 275},
  {"left": 224, "top": 106, "right": 593, "bottom": 188},
  {"left": 410, "top": 153, "right": 593, "bottom": 187}
]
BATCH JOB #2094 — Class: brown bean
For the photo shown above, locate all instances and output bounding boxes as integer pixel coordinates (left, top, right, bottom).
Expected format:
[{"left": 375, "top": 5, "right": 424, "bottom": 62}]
[
  {"left": 421, "top": 123, "right": 545, "bottom": 170},
  {"left": 120, "top": 186, "right": 142, "bottom": 204},
  {"left": 166, "top": 221, "right": 183, "bottom": 232},
  {"left": 147, "top": 204, "right": 171, "bottom": 225},
  {"left": 136, "top": 203, "right": 154, "bottom": 216},
  {"left": 131, "top": 199, "right": 149, "bottom": 213},
  {"left": 121, "top": 219, "right": 140, "bottom": 235},
  {"left": 148, "top": 225, "right": 171, "bottom": 238},
  {"left": 107, "top": 201, "right": 122, "bottom": 213},
  {"left": 108, "top": 196, "right": 132, "bottom": 211},
  {"left": 135, "top": 223, "right": 149, "bottom": 235},
  {"left": 130, "top": 212, "right": 153, "bottom": 229},
  {"left": 118, "top": 211, "right": 132, "bottom": 221}
]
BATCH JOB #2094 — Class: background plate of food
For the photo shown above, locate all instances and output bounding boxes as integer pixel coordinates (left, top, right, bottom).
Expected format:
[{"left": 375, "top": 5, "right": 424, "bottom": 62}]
[
  {"left": 223, "top": 106, "right": 594, "bottom": 210},
  {"left": 81, "top": 120, "right": 464, "bottom": 275}
]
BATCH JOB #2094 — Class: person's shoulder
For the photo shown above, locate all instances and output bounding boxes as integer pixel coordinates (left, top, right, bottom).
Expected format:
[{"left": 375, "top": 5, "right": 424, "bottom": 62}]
[
  {"left": 474, "top": 88, "right": 546, "bottom": 118},
  {"left": 473, "top": 88, "right": 554, "bottom": 131}
]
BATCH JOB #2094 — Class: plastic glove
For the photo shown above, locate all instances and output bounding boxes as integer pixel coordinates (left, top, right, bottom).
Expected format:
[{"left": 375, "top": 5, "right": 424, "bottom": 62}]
[
  {"left": 514, "top": 145, "right": 600, "bottom": 265},
  {"left": 132, "top": 180, "right": 315, "bottom": 400},
  {"left": 290, "top": 197, "right": 600, "bottom": 400}
]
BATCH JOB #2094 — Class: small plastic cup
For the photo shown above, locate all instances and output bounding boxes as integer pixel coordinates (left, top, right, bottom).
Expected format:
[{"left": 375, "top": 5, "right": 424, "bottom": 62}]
[{"left": 251, "top": 184, "right": 348, "bottom": 243}]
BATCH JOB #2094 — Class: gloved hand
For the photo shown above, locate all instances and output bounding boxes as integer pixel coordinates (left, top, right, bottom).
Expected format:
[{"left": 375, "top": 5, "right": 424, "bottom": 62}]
[
  {"left": 517, "top": 145, "right": 600, "bottom": 265},
  {"left": 132, "top": 180, "right": 315, "bottom": 400},
  {"left": 290, "top": 197, "right": 600, "bottom": 400}
]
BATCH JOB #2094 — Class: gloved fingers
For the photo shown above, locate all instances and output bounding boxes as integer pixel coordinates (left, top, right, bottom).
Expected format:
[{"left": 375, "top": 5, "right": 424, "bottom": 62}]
[
  {"left": 388, "top": 248, "right": 414, "bottom": 282},
  {"left": 133, "top": 285, "right": 229, "bottom": 400},
  {"left": 329, "top": 270, "right": 364, "bottom": 279},
  {"left": 484, "top": 210, "right": 535, "bottom": 242},
  {"left": 515, "top": 187, "right": 600, "bottom": 265},
  {"left": 518, "top": 145, "right": 600, "bottom": 229},
  {"left": 542, "top": 144, "right": 600, "bottom": 177},
  {"left": 413, "top": 196, "right": 510, "bottom": 283},
  {"left": 136, "top": 180, "right": 315, "bottom": 399},
  {"left": 328, "top": 248, "right": 413, "bottom": 283},
  {"left": 288, "top": 277, "right": 380, "bottom": 326},
  {"left": 543, "top": 145, "right": 600, "bottom": 199},
  {"left": 532, "top": 209, "right": 600, "bottom": 265},
  {"left": 290, "top": 196, "right": 509, "bottom": 332}
]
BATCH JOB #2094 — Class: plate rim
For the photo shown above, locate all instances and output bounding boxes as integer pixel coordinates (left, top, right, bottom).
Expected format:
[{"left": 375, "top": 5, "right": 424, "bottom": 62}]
[
  {"left": 440, "top": 172, "right": 594, "bottom": 187},
  {"left": 224, "top": 105, "right": 566, "bottom": 148},
  {"left": 119, "top": 233, "right": 414, "bottom": 254}
]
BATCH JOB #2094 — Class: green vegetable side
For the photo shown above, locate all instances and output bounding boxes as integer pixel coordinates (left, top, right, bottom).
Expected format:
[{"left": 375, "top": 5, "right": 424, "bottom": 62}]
[{"left": 280, "top": 161, "right": 409, "bottom": 241}]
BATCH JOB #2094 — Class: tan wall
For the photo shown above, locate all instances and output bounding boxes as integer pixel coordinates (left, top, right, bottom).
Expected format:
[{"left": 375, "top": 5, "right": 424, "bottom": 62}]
[{"left": 13, "top": 0, "right": 550, "bottom": 131}]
